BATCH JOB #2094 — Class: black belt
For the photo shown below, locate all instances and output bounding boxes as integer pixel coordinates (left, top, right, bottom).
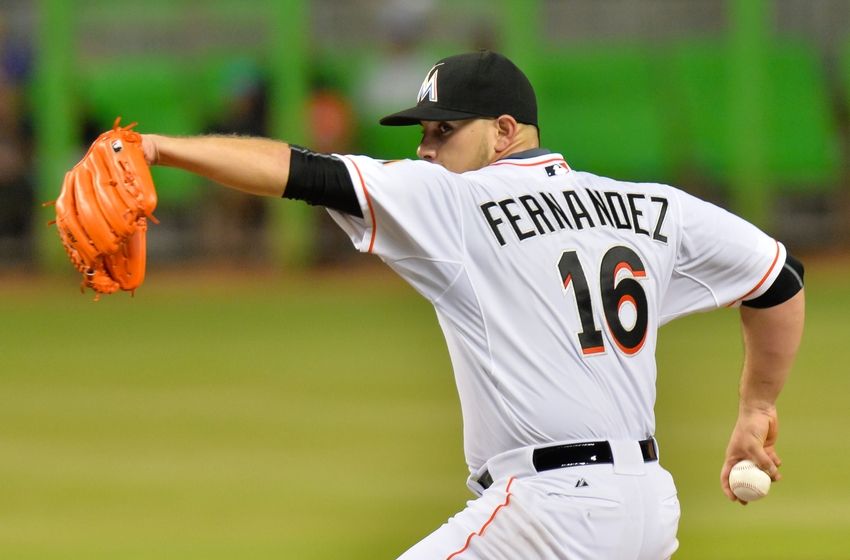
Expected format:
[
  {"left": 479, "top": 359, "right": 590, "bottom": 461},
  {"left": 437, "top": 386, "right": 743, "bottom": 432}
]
[{"left": 476, "top": 438, "right": 658, "bottom": 490}]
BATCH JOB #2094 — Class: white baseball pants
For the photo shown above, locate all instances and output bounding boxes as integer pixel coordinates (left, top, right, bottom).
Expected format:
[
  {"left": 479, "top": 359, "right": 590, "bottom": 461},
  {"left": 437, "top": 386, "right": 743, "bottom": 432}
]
[{"left": 397, "top": 440, "right": 680, "bottom": 560}]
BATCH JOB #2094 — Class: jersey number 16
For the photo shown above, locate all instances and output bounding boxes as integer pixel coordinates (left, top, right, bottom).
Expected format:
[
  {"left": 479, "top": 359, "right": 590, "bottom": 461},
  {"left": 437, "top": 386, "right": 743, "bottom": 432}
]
[{"left": 558, "top": 246, "right": 649, "bottom": 356}]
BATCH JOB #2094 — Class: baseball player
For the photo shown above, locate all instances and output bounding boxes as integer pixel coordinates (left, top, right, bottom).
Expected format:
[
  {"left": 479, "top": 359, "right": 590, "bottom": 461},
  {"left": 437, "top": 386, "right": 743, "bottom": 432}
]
[{"left": 140, "top": 50, "right": 805, "bottom": 559}]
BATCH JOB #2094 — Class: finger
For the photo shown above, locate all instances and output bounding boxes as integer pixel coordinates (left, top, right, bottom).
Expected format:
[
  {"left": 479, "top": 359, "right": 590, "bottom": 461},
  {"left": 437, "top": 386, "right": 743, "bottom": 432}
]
[
  {"left": 720, "top": 463, "right": 739, "bottom": 502},
  {"left": 123, "top": 136, "right": 157, "bottom": 214},
  {"left": 767, "top": 411, "right": 779, "bottom": 442},
  {"left": 761, "top": 444, "right": 783, "bottom": 481},
  {"left": 86, "top": 148, "right": 136, "bottom": 238},
  {"left": 93, "top": 139, "right": 145, "bottom": 214},
  {"left": 753, "top": 452, "right": 780, "bottom": 480},
  {"left": 57, "top": 172, "right": 100, "bottom": 265},
  {"left": 73, "top": 165, "right": 121, "bottom": 254}
]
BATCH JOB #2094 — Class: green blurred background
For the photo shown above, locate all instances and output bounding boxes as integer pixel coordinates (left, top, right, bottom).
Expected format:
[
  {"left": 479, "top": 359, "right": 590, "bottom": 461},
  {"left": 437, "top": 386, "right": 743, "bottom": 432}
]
[{"left": 1, "top": 0, "right": 849, "bottom": 558}]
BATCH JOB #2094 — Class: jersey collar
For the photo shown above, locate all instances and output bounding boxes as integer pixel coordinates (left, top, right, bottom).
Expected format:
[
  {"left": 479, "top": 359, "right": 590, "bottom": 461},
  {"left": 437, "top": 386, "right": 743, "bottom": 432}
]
[{"left": 498, "top": 148, "right": 552, "bottom": 161}]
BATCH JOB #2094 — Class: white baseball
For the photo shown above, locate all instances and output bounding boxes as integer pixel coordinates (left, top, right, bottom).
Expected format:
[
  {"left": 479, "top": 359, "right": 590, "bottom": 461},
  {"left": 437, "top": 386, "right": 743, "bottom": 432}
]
[{"left": 729, "top": 460, "right": 771, "bottom": 502}]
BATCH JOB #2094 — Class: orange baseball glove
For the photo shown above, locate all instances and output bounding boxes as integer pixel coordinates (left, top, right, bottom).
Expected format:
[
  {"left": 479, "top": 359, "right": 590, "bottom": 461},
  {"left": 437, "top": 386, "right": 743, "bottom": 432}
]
[{"left": 49, "top": 118, "right": 158, "bottom": 298}]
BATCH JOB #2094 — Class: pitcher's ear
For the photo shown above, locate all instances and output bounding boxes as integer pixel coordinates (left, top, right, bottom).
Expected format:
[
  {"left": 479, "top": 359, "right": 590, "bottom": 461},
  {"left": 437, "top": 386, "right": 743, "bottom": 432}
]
[{"left": 494, "top": 114, "right": 519, "bottom": 151}]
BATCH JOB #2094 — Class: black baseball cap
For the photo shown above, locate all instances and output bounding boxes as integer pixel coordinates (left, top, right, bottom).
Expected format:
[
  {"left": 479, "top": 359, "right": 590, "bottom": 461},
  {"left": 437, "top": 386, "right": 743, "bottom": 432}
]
[{"left": 379, "top": 50, "right": 538, "bottom": 127}]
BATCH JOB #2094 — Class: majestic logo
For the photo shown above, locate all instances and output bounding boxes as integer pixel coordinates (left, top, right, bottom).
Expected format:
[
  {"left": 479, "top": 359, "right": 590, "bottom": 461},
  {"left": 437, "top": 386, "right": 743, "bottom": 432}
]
[{"left": 417, "top": 62, "right": 444, "bottom": 103}]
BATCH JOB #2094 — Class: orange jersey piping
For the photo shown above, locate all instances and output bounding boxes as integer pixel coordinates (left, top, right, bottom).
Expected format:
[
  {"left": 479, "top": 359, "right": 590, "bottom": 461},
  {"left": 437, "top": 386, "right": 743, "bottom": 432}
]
[
  {"left": 490, "top": 156, "right": 570, "bottom": 170},
  {"left": 446, "top": 477, "right": 516, "bottom": 560},
  {"left": 343, "top": 156, "right": 378, "bottom": 253},
  {"left": 729, "top": 240, "right": 781, "bottom": 306}
]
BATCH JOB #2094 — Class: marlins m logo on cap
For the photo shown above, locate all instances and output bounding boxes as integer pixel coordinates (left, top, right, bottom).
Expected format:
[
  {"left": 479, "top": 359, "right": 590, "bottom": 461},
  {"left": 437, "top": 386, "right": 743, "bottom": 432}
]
[{"left": 417, "top": 62, "right": 444, "bottom": 103}]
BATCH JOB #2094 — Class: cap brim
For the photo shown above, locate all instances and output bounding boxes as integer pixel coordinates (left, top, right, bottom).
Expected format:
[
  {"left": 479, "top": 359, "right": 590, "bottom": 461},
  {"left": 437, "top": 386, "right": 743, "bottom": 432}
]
[{"left": 379, "top": 105, "right": 483, "bottom": 126}]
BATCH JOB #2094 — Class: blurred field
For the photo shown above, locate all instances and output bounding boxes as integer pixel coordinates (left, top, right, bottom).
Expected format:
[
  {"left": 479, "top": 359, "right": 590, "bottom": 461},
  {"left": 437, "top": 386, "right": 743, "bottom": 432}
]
[{"left": 0, "top": 257, "right": 848, "bottom": 559}]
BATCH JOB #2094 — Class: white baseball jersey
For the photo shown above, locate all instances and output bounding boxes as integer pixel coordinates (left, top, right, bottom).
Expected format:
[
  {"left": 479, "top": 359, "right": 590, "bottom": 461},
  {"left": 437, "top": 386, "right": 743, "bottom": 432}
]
[{"left": 328, "top": 149, "right": 784, "bottom": 473}]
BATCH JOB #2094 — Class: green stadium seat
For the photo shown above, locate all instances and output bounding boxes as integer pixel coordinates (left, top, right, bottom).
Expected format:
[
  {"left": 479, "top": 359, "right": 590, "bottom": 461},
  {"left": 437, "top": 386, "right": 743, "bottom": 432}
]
[
  {"left": 667, "top": 39, "right": 840, "bottom": 190},
  {"left": 842, "top": 38, "right": 850, "bottom": 130},
  {"left": 529, "top": 46, "right": 673, "bottom": 181},
  {"left": 313, "top": 48, "right": 417, "bottom": 159},
  {"left": 194, "top": 54, "right": 267, "bottom": 127},
  {"left": 80, "top": 56, "right": 206, "bottom": 206},
  {"left": 349, "top": 46, "right": 450, "bottom": 161}
]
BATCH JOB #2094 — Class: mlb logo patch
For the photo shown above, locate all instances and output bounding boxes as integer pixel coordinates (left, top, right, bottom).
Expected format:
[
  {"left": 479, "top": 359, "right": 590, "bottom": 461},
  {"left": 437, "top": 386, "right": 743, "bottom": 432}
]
[{"left": 545, "top": 163, "right": 568, "bottom": 177}]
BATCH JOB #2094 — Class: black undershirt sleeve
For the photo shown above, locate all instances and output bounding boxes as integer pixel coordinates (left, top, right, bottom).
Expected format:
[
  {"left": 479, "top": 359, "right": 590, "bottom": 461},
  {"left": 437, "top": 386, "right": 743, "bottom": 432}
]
[
  {"left": 742, "top": 253, "right": 805, "bottom": 309},
  {"left": 283, "top": 146, "right": 363, "bottom": 218}
]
